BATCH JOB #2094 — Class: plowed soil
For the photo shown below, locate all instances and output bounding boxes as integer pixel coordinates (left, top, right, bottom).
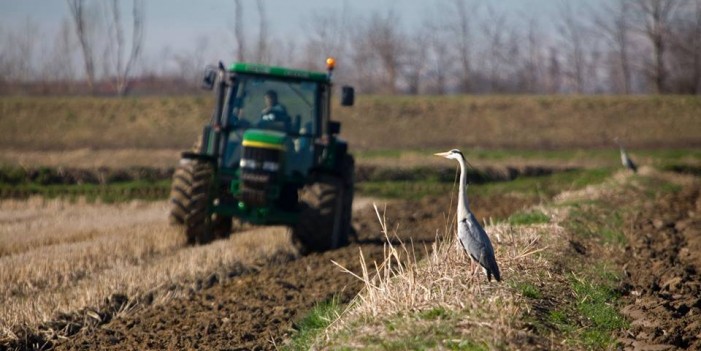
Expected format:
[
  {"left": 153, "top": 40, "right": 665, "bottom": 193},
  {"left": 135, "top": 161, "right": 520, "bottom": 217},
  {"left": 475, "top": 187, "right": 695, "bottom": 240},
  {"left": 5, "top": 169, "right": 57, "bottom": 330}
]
[
  {"left": 617, "top": 183, "right": 701, "bottom": 350},
  {"left": 44, "top": 195, "right": 529, "bottom": 350},
  {"left": 6, "top": 177, "right": 700, "bottom": 350}
]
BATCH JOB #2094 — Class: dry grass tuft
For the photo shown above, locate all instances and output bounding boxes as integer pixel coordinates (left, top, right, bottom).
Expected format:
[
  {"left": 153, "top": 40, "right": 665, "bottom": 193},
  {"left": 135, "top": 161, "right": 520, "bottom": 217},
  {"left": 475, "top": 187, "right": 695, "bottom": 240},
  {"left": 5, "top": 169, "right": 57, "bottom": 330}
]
[{"left": 323, "top": 203, "right": 562, "bottom": 348}]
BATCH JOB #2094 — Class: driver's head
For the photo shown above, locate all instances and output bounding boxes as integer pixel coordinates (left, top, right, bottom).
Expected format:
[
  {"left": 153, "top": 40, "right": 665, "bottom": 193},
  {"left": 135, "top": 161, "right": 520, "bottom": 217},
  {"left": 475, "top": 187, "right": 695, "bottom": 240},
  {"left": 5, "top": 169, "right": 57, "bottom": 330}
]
[{"left": 264, "top": 90, "right": 278, "bottom": 107}]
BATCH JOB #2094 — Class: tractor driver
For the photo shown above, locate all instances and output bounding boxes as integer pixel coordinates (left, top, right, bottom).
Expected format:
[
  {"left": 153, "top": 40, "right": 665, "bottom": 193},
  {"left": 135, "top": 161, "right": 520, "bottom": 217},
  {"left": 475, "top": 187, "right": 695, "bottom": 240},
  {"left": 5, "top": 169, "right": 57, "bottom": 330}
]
[{"left": 258, "top": 90, "right": 291, "bottom": 131}]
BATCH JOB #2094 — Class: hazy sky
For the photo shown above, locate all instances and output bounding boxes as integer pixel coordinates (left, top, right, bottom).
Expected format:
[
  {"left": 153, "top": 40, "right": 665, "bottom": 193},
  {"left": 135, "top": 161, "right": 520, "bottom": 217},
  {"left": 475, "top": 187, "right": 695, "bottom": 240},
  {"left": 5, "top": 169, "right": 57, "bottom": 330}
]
[{"left": 0, "top": 0, "right": 594, "bottom": 69}]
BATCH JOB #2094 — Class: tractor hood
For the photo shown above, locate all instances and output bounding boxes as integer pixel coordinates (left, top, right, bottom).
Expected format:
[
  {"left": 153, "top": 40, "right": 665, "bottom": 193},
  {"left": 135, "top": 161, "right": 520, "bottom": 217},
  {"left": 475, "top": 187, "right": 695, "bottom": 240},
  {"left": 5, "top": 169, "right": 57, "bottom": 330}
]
[{"left": 242, "top": 129, "right": 287, "bottom": 151}]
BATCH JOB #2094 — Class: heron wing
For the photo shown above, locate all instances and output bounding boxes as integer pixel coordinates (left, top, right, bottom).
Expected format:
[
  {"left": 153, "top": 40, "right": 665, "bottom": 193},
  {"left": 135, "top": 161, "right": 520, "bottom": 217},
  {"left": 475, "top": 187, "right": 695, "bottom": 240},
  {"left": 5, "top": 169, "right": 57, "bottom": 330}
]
[
  {"left": 621, "top": 149, "right": 638, "bottom": 172},
  {"left": 460, "top": 214, "right": 501, "bottom": 281}
]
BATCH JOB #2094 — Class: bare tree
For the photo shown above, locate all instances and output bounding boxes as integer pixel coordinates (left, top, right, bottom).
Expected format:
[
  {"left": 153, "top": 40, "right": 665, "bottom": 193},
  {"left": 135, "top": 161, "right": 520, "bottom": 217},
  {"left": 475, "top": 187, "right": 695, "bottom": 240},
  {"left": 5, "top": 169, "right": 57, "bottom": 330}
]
[
  {"left": 480, "top": 6, "right": 509, "bottom": 92},
  {"left": 556, "top": 1, "right": 589, "bottom": 93},
  {"left": 630, "top": 0, "right": 681, "bottom": 93},
  {"left": 349, "top": 17, "right": 380, "bottom": 93},
  {"left": 592, "top": 0, "right": 633, "bottom": 94},
  {"left": 233, "top": 0, "right": 246, "bottom": 61},
  {"left": 668, "top": 0, "right": 701, "bottom": 93},
  {"left": 0, "top": 26, "right": 15, "bottom": 82},
  {"left": 40, "top": 18, "right": 77, "bottom": 83},
  {"left": 426, "top": 31, "right": 452, "bottom": 94},
  {"left": 66, "top": 0, "right": 97, "bottom": 92},
  {"left": 421, "top": 11, "right": 453, "bottom": 95},
  {"left": 0, "top": 26, "right": 8, "bottom": 82},
  {"left": 272, "top": 38, "right": 298, "bottom": 67},
  {"left": 254, "top": 0, "right": 270, "bottom": 63},
  {"left": 104, "top": 0, "right": 144, "bottom": 96},
  {"left": 449, "top": 0, "right": 478, "bottom": 92},
  {"left": 1, "top": 19, "right": 40, "bottom": 82},
  {"left": 365, "top": 11, "right": 405, "bottom": 94},
  {"left": 685, "top": 0, "right": 701, "bottom": 93},
  {"left": 346, "top": 10, "right": 406, "bottom": 94},
  {"left": 301, "top": 5, "right": 350, "bottom": 71},
  {"left": 546, "top": 47, "right": 562, "bottom": 93},
  {"left": 172, "top": 36, "right": 210, "bottom": 85},
  {"left": 521, "top": 18, "right": 546, "bottom": 93},
  {"left": 403, "top": 30, "right": 429, "bottom": 94}
]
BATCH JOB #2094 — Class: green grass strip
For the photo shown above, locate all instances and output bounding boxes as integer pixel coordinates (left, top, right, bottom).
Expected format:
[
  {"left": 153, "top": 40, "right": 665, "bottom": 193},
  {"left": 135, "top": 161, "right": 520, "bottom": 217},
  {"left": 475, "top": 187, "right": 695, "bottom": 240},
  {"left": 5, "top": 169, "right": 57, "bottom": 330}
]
[
  {"left": 570, "top": 271, "right": 628, "bottom": 348},
  {"left": 506, "top": 210, "right": 550, "bottom": 225},
  {"left": 357, "top": 168, "right": 613, "bottom": 201},
  {"left": 285, "top": 297, "right": 344, "bottom": 351}
]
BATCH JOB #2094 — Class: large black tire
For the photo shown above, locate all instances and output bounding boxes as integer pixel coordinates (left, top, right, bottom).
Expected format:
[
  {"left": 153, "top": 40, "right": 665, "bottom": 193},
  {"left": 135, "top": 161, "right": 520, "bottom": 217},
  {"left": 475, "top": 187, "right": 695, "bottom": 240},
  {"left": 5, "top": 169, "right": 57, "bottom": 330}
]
[
  {"left": 292, "top": 154, "right": 354, "bottom": 253},
  {"left": 292, "top": 176, "right": 346, "bottom": 253},
  {"left": 340, "top": 155, "right": 355, "bottom": 241},
  {"left": 169, "top": 136, "right": 204, "bottom": 226},
  {"left": 168, "top": 161, "right": 231, "bottom": 245},
  {"left": 168, "top": 164, "right": 192, "bottom": 226}
]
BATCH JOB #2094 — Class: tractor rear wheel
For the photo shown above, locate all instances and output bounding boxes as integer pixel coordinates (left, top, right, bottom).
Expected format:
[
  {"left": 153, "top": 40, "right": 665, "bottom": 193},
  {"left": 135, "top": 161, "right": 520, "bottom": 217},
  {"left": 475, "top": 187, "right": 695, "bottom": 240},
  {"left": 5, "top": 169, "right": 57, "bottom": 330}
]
[
  {"left": 292, "top": 175, "right": 349, "bottom": 254},
  {"left": 340, "top": 155, "right": 355, "bottom": 241},
  {"left": 169, "top": 134, "right": 205, "bottom": 226},
  {"left": 168, "top": 160, "right": 231, "bottom": 244},
  {"left": 168, "top": 165, "right": 192, "bottom": 226}
]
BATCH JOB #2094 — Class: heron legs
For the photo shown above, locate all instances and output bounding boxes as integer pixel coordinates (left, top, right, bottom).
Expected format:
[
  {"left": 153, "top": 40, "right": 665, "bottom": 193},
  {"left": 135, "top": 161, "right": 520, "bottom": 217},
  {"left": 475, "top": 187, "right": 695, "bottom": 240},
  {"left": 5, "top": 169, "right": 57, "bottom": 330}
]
[
  {"left": 468, "top": 258, "right": 481, "bottom": 280},
  {"left": 462, "top": 247, "right": 485, "bottom": 285}
]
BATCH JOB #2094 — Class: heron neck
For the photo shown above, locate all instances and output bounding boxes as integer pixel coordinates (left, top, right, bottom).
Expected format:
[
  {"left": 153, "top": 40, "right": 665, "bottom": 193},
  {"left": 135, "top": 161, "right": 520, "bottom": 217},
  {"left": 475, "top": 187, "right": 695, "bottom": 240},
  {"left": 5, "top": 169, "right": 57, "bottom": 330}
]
[{"left": 457, "top": 156, "right": 470, "bottom": 219}]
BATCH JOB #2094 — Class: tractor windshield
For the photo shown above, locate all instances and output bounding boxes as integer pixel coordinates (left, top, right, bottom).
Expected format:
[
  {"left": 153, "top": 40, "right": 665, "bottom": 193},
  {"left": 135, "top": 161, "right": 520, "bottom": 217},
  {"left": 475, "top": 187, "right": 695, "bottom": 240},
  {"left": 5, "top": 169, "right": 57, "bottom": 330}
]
[
  {"left": 225, "top": 75, "right": 319, "bottom": 136},
  {"left": 221, "top": 75, "right": 320, "bottom": 171}
]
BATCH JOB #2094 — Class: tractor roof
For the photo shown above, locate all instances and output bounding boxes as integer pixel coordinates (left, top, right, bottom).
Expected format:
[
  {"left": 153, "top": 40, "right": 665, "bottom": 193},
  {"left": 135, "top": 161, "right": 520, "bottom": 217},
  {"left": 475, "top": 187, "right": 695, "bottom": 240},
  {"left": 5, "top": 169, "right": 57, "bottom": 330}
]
[{"left": 229, "top": 62, "right": 329, "bottom": 82}]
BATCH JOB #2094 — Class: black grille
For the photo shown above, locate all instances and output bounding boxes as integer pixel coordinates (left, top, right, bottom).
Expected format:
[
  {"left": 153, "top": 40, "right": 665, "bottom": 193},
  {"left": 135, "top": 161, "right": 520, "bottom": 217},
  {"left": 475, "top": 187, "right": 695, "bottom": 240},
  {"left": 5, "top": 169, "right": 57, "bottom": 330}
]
[
  {"left": 240, "top": 146, "right": 282, "bottom": 206},
  {"left": 243, "top": 146, "right": 280, "bottom": 164}
]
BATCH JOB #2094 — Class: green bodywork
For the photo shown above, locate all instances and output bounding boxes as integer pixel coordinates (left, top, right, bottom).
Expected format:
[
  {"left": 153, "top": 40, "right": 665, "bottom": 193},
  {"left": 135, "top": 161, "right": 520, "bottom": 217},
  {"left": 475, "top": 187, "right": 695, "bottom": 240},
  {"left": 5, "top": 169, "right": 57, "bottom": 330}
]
[
  {"left": 229, "top": 63, "right": 329, "bottom": 82},
  {"left": 242, "top": 129, "right": 287, "bottom": 146},
  {"left": 191, "top": 62, "right": 348, "bottom": 227}
]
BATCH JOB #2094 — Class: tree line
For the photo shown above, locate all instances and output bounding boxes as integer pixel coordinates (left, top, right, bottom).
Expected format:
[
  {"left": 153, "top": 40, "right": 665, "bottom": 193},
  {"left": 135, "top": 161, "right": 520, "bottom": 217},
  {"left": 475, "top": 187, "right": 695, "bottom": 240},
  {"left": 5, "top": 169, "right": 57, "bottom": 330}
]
[{"left": 0, "top": 0, "right": 699, "bottom": 96}]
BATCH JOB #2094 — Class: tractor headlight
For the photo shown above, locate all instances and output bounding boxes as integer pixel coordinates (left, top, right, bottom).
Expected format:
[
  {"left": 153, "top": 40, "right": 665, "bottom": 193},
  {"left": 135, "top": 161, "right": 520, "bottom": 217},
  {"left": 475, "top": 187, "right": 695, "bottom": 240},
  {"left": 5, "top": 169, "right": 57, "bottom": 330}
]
[
  {"left": 262, "top": 161, "right": 279, "bottom": 172},
  {"left": 240, "top": 159, "right": 279, "bottom": 172},
  {"left": 240, "top": 159, "right": 258, "bottom": 169}
]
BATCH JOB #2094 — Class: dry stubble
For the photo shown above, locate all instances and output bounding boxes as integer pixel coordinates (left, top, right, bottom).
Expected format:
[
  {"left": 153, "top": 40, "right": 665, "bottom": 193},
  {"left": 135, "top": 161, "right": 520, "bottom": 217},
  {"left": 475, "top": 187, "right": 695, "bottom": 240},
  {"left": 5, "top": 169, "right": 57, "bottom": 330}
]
[
  {"left": 0, "top": 197, "right": 295, "bottom": 335},
  {"left": 324, "top": 204, "right": 561, "bottom": 348}
]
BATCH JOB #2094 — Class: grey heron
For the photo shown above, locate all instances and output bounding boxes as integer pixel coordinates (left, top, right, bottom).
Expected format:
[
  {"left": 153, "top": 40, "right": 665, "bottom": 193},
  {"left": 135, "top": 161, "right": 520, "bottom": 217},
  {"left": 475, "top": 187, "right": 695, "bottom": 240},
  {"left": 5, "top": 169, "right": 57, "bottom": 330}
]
[
  {"left": 615, "top": 138, "right": 637, "bottom": 173},
  {"left": 435, "top": 149, "right": 501, "bottom": 282}
]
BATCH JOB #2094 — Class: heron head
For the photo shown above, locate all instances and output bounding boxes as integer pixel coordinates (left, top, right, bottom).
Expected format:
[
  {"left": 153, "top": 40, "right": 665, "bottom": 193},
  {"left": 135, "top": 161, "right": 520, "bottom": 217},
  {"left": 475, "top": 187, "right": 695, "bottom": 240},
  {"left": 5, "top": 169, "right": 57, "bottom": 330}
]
[{"left": 434, "top": 149, "right": 474, "bottom": 168}]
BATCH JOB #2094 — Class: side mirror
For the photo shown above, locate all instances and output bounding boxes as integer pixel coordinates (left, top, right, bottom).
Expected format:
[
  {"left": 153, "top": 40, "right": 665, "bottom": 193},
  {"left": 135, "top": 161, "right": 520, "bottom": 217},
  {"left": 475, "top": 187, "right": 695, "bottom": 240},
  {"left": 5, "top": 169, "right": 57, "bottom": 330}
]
[
  {"left": 201, "top": 66, "right": 217, "bottom": 90},
  {"left": 328, "top": 121, "right": 341, "bottom": 135},
  {"left": 341, "top": 86, "right": 354, "bottom": 106}
]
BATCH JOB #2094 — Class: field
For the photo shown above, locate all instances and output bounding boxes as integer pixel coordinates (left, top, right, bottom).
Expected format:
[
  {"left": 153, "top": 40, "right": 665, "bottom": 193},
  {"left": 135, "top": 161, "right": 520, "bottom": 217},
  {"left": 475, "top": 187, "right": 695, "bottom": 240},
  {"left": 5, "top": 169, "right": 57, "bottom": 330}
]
[
  {"left": 0, "top": 95, "right": 700, "bottom": 350},
  {"left": 1, "top": 95, "right": 700, "bottom": 152}
]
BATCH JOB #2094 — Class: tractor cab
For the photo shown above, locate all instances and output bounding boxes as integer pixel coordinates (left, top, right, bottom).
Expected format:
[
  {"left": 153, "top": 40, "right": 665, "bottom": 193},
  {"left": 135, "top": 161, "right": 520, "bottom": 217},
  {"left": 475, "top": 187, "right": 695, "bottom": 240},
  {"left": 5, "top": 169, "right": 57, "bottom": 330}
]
[
  {"left": 220, "top": 68, "right": 329, "bottom": 176},
  {"left": 198, "top": 61, "right": 353, "bottom": 175}
]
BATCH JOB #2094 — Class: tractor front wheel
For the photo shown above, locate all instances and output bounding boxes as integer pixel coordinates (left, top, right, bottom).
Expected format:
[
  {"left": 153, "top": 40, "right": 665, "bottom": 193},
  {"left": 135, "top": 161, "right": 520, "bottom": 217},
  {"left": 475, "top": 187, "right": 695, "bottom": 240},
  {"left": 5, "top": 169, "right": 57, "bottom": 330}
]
[{"left": 292, "top": 175, "right": 349, "bottom": 254}]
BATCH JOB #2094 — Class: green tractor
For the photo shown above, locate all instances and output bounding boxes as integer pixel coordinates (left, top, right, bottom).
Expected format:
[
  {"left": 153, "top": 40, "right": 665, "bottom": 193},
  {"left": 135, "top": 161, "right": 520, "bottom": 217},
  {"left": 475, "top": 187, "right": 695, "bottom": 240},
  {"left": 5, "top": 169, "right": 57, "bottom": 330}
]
[{"left": 168, "top": 58, "right": 355, "bottom": 253}]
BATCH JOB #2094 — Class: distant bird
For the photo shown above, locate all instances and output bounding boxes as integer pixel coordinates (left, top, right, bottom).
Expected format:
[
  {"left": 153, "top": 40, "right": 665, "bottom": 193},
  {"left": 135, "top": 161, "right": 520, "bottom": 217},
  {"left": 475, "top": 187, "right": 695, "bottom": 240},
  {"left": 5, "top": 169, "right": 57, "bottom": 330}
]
[
  {"left": 435, "top": 149, "right": 501, "bottom": 282},
  {"left": 615, "top": 138, "right": 638, "bottom": 173}
]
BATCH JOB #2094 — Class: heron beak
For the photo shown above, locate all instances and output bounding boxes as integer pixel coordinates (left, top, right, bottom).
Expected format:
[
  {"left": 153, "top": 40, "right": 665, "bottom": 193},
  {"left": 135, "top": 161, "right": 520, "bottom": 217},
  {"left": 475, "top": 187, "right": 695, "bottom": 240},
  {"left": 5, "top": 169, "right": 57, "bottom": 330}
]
[{"left": 434, "top": 151, "right": 451, "bottom": 158}]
